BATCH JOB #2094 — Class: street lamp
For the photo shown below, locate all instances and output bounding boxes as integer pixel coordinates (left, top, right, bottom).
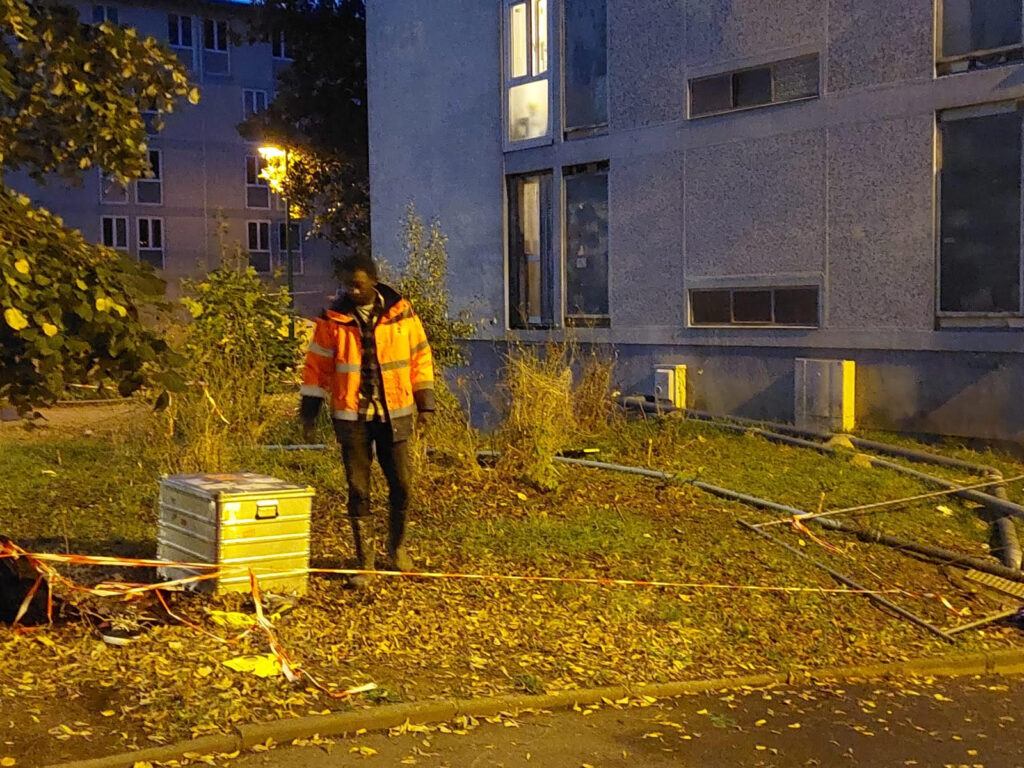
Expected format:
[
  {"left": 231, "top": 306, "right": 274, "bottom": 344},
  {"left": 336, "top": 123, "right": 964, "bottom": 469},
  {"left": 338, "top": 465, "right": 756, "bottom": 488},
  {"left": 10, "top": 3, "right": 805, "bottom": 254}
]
[{"left": 258, "top": 144, "right": 294, "bottom": 338}]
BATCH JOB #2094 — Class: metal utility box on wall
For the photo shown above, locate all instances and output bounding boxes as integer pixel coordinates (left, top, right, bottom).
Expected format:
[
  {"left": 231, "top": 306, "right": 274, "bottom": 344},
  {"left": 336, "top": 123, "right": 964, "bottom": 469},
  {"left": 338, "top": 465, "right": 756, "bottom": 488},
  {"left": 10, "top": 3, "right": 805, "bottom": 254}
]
[
  {"left": 157, "top": 473, "right": 314, "bottom": 595},
  {"left": 795, "top": 358, "right": 855, "bottom": 433},
  {"left": 653, "top": 365, "right": 687, "bottom": 409}
]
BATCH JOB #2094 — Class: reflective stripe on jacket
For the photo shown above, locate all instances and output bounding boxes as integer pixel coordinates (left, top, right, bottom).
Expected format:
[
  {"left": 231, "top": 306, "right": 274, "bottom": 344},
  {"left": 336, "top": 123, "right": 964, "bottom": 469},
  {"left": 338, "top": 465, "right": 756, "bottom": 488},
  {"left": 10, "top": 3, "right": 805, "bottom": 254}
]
[{"left": 300, "top": 284, "right": 435, "bottom": 431}]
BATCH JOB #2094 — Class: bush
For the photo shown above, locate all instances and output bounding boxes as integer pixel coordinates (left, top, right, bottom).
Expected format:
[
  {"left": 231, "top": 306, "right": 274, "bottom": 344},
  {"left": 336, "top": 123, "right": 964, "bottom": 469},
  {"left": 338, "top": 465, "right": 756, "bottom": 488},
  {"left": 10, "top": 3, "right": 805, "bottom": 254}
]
[{"left": 153, "top": 247, "right": 303, "bottom": 472}]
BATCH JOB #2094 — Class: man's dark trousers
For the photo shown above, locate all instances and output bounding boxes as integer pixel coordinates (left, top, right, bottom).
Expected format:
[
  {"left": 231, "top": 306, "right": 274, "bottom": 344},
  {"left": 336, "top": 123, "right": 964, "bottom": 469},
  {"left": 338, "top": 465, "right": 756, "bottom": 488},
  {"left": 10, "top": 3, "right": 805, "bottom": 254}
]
[{"left": 333, "top": 420, "right": 411, "bottom": 556}]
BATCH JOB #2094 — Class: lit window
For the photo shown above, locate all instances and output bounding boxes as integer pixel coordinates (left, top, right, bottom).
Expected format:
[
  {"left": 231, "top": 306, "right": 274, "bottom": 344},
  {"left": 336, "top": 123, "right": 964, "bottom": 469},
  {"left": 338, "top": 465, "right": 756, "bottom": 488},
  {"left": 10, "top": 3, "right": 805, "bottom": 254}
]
[
  {"left": 507, "top": 172, "right": 553, "bottom": 328},
  {"left": 939, "top": 0, "right": 1023, "bottom": 73},
  {"left": 939, "top": 104, "right": 1023, "bottom": 314},
  {"left": 505, "top": 0, "right": 550, "bottom": 143},
  {"left": 689, "top": 55, "right": 820, "bottom": 118},
  {"left": 168, "top": 14, "right": 193, "bottom": 47},
  {"left": 137, "top": 217, "right": 165, "bottom": 269},
  {"left": 101, "top": 216, "right": 128, "bottom": 251},
  {"left": 243, "top": 89, "right": 268, "bottom": 119},
  {"left": 248, "top": 220, "right": 271, "bottom": 273},
  {"left": 689, "top": 288, "right": 820, "bottom": 327},
  {"left": 245, "top": 155, "right": 270, "bottom": 209},
  {"left": 136, "top": 150, "right": 162, "bottom": 205}
]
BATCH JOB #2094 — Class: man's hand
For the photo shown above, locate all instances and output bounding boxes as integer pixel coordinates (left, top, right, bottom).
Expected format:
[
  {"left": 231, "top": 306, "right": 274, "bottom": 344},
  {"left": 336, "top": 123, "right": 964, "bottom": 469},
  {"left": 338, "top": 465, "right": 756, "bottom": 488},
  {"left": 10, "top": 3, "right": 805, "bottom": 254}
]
[
  {"left": 416, "top": 411, "right": 432, "bottom": 431},
  {"left": 302, "top": 421, "right": 316, "bottom": 444}
]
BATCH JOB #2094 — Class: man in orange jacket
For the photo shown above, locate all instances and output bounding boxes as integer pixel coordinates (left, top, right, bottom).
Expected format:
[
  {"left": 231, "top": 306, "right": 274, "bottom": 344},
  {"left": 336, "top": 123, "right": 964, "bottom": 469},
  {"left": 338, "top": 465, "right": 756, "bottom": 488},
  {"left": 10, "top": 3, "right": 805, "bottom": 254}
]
[{"left": 300, "top": 253, "right": 435, "bottom": 587}]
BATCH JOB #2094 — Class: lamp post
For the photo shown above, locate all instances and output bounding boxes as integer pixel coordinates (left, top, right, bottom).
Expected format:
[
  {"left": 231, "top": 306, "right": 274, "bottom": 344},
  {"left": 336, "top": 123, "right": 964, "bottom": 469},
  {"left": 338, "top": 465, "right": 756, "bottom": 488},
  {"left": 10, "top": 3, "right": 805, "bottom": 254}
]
[{"left": 258, "top": 144, "right": 295, "bottom": 338}]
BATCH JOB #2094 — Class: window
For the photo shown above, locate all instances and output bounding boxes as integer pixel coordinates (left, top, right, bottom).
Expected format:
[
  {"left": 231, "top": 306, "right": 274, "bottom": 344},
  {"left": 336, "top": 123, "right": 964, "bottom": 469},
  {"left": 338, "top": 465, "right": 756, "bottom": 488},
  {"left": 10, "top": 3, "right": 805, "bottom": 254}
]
[
  {"left": 248, "top": 221, "right": 271, "bottom": 273},
  {"left": 101, "top": 216, "right": 128, "bottom": 251},
  {"left": 939, "top": 104, "right": 1023, "bottom": 315},
  {"left": 277, "top": 222, "right": 303, "bottom": 274},
  {"left": 689, "top": 55, "right": 820, "bottom": 118},
  {"left": 137, "top": 218, "right": 164, "bottom": 269},
  {"left": 689, "top": 288, "right": 820, "bottom": 327},
  {"left": 168, "top": 14, "right": 193, "bottom": 48},
  {"left": 203, "top": 18, "right": 230, "bottom": 76},
  {"left": 243, "top": 89, "right": 268, "bottom": 119},
  {"left": 271, "top": 29, "right": 290, "bottom": 60},
  {"left": 100, "top": 173, "right": 127, "bottom": 204},
  {"left": 939, "top": 0, "right": 1023, "bottom": 73},
  {"left": 564, "top": 0, "right": 607, "bottom": 137},
  {"left": 92, "top": 5, "right": 118, "bottom": 24},
  {"left": 141, "top": 111, "right": 162, "bottom": 136},
  {"left": 507, "top": 172, "right": 554, "bottom": 328},
  {"left": 245, "top": 154, "right": 270, "bottom": 208},
  {"left": 136, "top": 149, "right": 162, "bottom": 205},
  {"left": 505, "top": 0, "right": 550, "bottom": 143},
  {"left": 564, "top": 162, "right": 609, "bottom": 324}
]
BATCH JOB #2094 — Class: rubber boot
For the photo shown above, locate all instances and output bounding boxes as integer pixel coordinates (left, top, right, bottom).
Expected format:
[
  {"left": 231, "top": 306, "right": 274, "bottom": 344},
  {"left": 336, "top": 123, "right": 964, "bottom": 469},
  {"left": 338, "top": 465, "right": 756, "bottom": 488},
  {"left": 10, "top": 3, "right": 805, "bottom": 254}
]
[
  {"left": 348, "top": 516, "right": 375, "bottom": 589},
  {"left": 388, "top": 507, "right": 414, "bottom": 572}
]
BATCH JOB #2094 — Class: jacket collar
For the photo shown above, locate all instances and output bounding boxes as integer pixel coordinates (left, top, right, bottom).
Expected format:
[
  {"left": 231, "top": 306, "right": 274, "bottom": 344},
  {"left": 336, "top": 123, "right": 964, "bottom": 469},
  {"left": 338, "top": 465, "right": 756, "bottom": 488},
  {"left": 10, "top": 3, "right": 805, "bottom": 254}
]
[{"left": 326, "top": 282, "right": 405, "bottom": 324}]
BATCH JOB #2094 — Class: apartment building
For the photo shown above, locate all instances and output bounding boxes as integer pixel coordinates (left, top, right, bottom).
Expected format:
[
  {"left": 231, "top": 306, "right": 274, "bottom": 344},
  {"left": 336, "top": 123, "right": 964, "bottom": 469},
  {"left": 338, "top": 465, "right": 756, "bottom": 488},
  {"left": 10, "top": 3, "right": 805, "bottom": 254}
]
[
  {"left": 367, "top": 0, "right": 1024, "bottom": 441},
  {"left": 10, "top": 0, "right": 336, "bottom": 316}
]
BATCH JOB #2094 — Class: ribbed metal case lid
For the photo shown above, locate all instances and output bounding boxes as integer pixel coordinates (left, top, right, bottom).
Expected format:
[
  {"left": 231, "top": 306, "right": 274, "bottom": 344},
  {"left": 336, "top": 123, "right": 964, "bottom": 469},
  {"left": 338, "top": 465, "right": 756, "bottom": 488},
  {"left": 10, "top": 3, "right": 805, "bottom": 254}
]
[{"left": 160, "top": 472, "right": 314, "bottom": 502}]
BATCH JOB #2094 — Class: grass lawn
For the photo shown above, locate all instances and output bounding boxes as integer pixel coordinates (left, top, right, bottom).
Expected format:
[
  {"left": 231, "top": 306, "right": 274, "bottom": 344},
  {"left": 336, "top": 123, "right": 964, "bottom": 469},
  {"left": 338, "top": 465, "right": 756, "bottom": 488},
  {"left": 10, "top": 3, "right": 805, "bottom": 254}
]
[{"left": 2, "top": 405, "right": 1024, "bottom": 764}]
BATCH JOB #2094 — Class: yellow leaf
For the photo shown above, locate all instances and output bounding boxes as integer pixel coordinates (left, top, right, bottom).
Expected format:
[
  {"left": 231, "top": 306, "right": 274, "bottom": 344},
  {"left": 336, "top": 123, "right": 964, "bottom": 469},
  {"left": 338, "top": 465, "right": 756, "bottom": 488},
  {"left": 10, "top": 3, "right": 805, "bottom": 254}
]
[
  {"left": 755, "top": 745, "right": 767, "bottom": 751},
  {"left": 195, "top": 666, "right": 213, "bottom": 678},
  {"left": 75, "top": 279, "right": 88, "bottom": 290},
  {"left": 42, "top": 323, "right": 58, "bottom": 337},
  {"left": 188, "top": 87, "right": 201, "bottom": 104},
  {"left": 516, "top": 492, "right": 528, "bottom": 501},
  {"left": 13, "top": 259, "right": 29, "bottom": 274},
  {"left": 754, "top": 719, "right": 766, "bottom": 726},
  {"left": 788, "top": 723, "right": 801, "bottom": 729},
  {"left": 350, "top": 746, "right": 377, "bottom": 756},
  {"left": 2, "top": 758, "right": 16, "bottom": 766},
  {"left": 95, "top": 297, "right": 111, "bottom": 312},
  {"left": 3, "top": 307, "right": 28, "bottom": 331},
  {"left": 101, "top": 710, "right": 116, "bottom": 717},
  {"left": 208, "top": 611, "right": 256, "bottom": 629},
  {"left": 223, "top": 654, "right": 281, "bottom": 678},
  {"left": 642, "top": 732, "right": 663, "bottom": 739}
]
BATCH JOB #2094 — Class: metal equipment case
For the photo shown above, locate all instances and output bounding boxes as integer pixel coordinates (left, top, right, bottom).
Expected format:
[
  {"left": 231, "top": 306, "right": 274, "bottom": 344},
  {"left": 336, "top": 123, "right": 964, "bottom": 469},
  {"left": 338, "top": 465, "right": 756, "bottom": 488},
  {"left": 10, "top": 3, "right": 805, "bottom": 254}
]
[{"left": 157, "top": 473, "right": 313, "bottom": 595}]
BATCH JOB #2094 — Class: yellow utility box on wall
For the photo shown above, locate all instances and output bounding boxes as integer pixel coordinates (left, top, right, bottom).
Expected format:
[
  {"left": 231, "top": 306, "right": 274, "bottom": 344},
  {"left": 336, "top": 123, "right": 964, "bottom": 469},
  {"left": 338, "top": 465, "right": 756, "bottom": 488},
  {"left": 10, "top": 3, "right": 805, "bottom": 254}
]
[
  {"left": 795, "top": 358, "right": 856, "bottom": 433},
  {"left": 654, "top": 365, "right": 687, "bottom": 409},
  {"left": 157, "top": 473, "right": 314, "bottom": 595}
]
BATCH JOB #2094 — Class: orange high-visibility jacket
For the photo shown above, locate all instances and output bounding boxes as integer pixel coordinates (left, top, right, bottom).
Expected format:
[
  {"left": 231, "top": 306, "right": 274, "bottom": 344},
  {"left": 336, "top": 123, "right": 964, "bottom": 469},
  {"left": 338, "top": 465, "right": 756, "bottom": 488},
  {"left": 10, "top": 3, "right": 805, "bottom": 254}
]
[{"left": 301, "top": 284, "right": 435, "bottom": 434}]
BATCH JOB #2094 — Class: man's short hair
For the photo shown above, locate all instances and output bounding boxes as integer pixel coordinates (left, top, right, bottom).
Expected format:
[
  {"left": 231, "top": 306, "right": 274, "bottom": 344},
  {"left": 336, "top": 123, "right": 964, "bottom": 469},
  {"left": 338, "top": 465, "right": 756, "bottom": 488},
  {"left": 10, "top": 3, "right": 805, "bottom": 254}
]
[{"left": 338, "top": 252, "right": 378, "bottom": 281}]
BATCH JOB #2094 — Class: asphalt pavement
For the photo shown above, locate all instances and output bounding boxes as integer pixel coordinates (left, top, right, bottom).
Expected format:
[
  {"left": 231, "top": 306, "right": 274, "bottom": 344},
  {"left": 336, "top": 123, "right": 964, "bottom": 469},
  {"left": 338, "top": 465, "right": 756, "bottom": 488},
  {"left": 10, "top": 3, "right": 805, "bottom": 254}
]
[{"left": 229, "top": 674, "right": 1024, "bottom": 768}]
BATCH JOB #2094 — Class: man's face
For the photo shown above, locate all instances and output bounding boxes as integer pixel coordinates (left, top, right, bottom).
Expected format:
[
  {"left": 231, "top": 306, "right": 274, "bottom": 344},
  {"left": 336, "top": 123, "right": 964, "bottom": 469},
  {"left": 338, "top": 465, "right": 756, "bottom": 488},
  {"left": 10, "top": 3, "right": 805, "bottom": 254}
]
[{"left": 342, "top": 269, "right": 377, "bottom": 306}]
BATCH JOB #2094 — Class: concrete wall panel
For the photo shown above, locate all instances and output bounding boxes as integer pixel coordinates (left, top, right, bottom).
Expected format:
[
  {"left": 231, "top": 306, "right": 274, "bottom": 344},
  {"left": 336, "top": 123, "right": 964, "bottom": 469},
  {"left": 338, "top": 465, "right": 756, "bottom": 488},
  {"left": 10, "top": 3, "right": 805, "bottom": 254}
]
[
  {"left": 827, "top": 0, "right": 934, "bottom": 92},
  {"left": 609, "top": 151, "right": 685, "bottom": 327},
  {"left": 684, "top": 130, "right": 826, "bottom": 278},
  {"left": 685, "top": 0, "right": 824, "bottom": 67},
  {"left": 826, "top": 115, "right": 935, "bottom": 330},
  {"left": 608, "top": 0, "right": 687, "bottom": 129}
]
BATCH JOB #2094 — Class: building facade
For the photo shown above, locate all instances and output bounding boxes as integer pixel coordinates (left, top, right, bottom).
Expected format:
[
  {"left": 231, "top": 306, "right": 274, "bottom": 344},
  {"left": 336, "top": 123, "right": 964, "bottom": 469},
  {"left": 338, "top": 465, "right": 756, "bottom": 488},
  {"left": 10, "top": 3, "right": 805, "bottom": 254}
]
[
  {"left": 367, "top": 0, "right": 1024, "bottom": 442},
  {"left": 9, "top": 0, "right": 336, "bottom": 317}
]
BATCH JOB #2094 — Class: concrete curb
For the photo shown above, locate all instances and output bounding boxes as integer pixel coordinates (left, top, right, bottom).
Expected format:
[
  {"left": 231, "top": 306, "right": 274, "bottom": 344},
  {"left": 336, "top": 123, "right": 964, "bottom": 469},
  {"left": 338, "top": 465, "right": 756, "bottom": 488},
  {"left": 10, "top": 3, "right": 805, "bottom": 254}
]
[{"left": 45, "top": 647, "right": 1024, "bottom": 768}]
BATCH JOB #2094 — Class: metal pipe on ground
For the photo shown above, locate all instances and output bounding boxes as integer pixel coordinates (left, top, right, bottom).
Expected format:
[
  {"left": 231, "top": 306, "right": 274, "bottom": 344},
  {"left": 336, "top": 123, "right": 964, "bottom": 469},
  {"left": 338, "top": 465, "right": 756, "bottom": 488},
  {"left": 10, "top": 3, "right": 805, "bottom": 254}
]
[
  {"left": 549, "top": 455, "right": 1024, "bottom": 585},
  {"left": 737, "top": 520, "right": 955, "bottom": 643},
  {"left": 618, "top": 397, "right": 1024, "bottom": 565}
]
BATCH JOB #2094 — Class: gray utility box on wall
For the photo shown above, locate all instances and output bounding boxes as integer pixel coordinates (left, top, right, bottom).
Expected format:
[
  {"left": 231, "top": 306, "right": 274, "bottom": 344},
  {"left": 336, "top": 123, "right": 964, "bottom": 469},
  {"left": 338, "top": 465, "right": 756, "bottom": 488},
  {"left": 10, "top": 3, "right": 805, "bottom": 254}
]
[{"left": 794, "top": 358, "right": 856, "bottom": 434}]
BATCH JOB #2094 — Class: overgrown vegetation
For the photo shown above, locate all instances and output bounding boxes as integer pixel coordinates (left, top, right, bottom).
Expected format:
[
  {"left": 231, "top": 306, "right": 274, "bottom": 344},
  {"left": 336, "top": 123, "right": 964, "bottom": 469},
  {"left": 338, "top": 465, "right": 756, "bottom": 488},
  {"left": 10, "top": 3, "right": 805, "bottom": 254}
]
[
  {"left": 0, "top": 0, "right": 197, "bottom": 413},
  {"left": 152, "top": 247, "right": 303, "bottom": 472}
]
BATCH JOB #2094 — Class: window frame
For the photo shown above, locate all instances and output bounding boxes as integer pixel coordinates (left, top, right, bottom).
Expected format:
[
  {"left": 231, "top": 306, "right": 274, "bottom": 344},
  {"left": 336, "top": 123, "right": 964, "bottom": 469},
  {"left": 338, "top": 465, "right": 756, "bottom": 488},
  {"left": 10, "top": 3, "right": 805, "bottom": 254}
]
[
  {"left": 203, "top": 18, "right": 229, "bottom": 52},
  {"left": 936, "top": 0, "right": 1024, "bottom": 75},
  {"left": 561, "top": 161, "right": 610, "bottom": 327},
  {"left": 503, "top": 0, "right": 554, "bottom": 149},
  {"left": 688, "top": 54, "right": 821, "bottom": 120},
  {"left": 247, "top": 220, "right": 272, "bottom": 273},
  {"left": 92, "top": 5, "right": 118, "bottom": 24},
  {"left": 136, "top": 148, "right": 163, "bottom": 206},
  {"left": 99, "top": 171, "right": 128, "bottom": 205},
  {"left": 245, "top": 154, "right": 271, "bottom": 209},
  {"left": 168, "top": 13, "right": 193, "bottom": 48},
  {"left": 561, "top": 0, "right": 608, "bottom": 140},
  {"left": 242, "top": 88, "right": 269, "bottom": 119},
  {"left": 271, "top": 29, "right": 291, "bottom": 60},
  {"left": 276, "top": 221, "right": 304, "bottom": 275},
  {"left": 506, "top": 170, "right": 556, "bottom": 329},
  {"left": 935, "top": 102, "right": 1024, "bottom": 319},
  {"left": 136, "top": 216, "right": 165, "bottom": 269},
  {"left": 687, "top": 287, "right": 821, "bottom": 328},
  {"left": 100, "top": 215, "right": 129, "bottom": 251}
]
